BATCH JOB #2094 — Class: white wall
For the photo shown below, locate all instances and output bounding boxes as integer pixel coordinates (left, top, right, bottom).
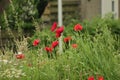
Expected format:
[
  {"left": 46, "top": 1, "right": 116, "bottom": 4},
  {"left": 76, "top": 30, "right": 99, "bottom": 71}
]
[{"left": 101, "top": 0, "right": 119, "bottom": 19}]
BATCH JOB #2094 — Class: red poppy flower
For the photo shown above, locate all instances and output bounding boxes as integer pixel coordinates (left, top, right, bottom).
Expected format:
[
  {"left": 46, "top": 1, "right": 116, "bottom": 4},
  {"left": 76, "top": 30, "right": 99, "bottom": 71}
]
[
  {"left": 56, "top": 32, "right": 61, "bottom": 38},
  {"left": 51, "top": 41, "right": 59, "bottom": 48},
  {"left": 16, "top": 54, "right": 25, "bottom": 59},
  {"left": 56, "top": 26, "right": 64, "bottom": 34},
  {"left": 71, "top": 44, "right": 78, "bottom": 48},
  {"left": 64, "top": 36, "right": 72, "bottom": 43},
  {"left": 33, "top": 39, "right": 40, "bottom": 46},
  {"left": 44, "top": 47, "right": 52, "bottom": 53},
  {"left": 51, "top": 22, "right": 57, "bottom": 32},
  {"left": 74, "top": 24, "right": 83, "bottom": 31},
  {"left": 98, "top": 76, "right": 104, "bottom": 80},
  {"left": 88, "top": 76, "right": 94, "bottom": 80}
]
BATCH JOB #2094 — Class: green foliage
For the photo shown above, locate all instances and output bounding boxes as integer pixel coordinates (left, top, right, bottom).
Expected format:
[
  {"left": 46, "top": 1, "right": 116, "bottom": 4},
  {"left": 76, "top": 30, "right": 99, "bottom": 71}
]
[
  {"left": 0, "top": 11, "right": 120, "bottom": 80},
  {"left": 28, "top": 27, "right": 56, "bottom": 49},
  {"left": 0, "top": 0, "right": 39, "bottom": 30},
  {"left": 0, "top": 24, "right": 120, "bottom": 79},
  {"left": 82, "top": 17, "right": 120, "bottom": 35}
]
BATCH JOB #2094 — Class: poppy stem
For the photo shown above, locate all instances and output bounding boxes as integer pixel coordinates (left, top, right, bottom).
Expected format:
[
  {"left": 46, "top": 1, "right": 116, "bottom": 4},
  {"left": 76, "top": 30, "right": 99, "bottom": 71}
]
[{"left": 78, "top": 31, "right": 81, "bottom": 37}]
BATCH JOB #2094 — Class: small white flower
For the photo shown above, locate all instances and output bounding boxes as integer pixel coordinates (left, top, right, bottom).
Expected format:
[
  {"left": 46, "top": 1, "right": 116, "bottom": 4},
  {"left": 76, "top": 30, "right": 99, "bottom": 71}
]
[
  {"left": 0, "top": 59, "right": 9, "bottom": 64},
  {"left": 18, "top": 52, "right": 22, "bottom": 54}
]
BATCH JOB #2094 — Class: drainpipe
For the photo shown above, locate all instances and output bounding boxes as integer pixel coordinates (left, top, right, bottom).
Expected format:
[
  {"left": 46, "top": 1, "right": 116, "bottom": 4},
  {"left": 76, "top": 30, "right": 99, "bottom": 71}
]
[{"left": 58, "top": 0, "right": 63, "bottom": 54}]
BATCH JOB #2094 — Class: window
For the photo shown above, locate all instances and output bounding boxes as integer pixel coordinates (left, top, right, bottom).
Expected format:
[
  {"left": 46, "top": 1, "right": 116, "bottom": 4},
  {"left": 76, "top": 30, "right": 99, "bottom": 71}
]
[{"left": 112, "top": 0, "right": 114, "bottom": 12}]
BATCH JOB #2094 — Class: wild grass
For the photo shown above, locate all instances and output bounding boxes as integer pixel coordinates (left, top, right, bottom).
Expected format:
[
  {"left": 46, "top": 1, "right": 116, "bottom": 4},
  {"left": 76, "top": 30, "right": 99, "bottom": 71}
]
[{"left": 0, "top": 17, "right": 120, "bottom": 80}]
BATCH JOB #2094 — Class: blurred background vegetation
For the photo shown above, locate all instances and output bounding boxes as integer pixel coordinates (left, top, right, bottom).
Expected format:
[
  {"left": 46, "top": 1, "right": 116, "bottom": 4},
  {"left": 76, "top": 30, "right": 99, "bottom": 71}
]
[
  {"left": 0, "top": 0, "right": 120, "bottom": 48},
  {"left": 0, "top": 0, "right": 119, "bottom": 32},
  {"left": 0, "top": 1, "right": 120, "bottom": 79},
  {"left": 0, "top": 0, "right": 43, "bottom": 30}
]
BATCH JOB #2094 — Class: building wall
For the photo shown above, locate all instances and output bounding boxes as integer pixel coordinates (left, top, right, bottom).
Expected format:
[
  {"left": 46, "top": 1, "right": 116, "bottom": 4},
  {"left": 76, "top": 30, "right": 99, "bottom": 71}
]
[
  {"left": 101, "top": 0, "right": 119, "bottom": 19},
  {"left": 114, "top": 0, "right": 119, "bottom": 19},
  {"left": 80, "top": 0, "right": 119, "bottom": 20},
  {"left": 42, "top": 0, "right": 80, "bottom": 22},
  {"left": 42, "top": 0, "right": 120, "bottom": 22},
  {"left": 80, "top": 0, "right": 101, "bottom": 20},
  {"left": 118, "top": 0, "right": 120, "bottom": 18}
]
